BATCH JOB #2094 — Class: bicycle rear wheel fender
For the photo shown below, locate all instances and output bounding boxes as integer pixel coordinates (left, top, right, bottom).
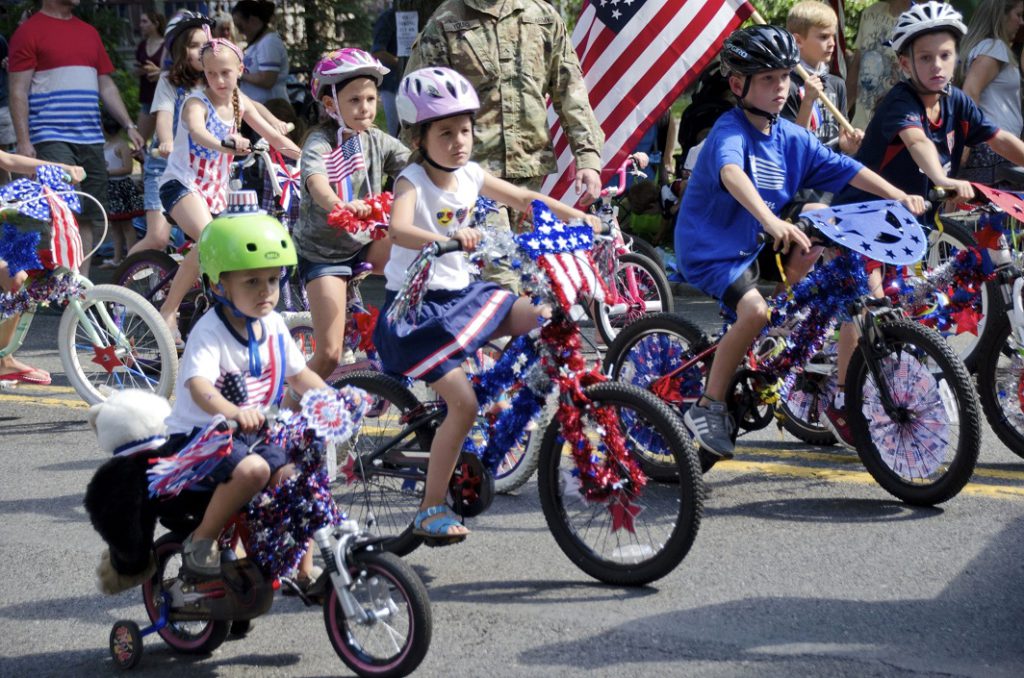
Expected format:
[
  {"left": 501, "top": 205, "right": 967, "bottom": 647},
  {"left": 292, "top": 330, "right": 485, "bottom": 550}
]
[
  {"left": 975, "top": 312, "right": 1024, "bottom": 459},
  {"left": 58, "top": 284, "right": 178, "bottom": 405},
  {"left": 142, "top": 533, "right": 230, "bottom": 654},
  {"left": 846, "top": 318, "right": 981, "bottom": 505},
  {"left": 323, "top": 551, "right": 432, "bottom": 678},
  {"left": 595, "top": 253, "right": 675, "bottom": 346},
  {"left": 537, "top": 381, "right": 703, "bottom": 586},
  {"left": 331, "top": 370, "right": 427, "bottom": 556},
  {"left": 113, "top": 249, "right": 178, "bottom": 303},
  {"left": 924, "top": 219, "right": 999, "bottom": 372}
]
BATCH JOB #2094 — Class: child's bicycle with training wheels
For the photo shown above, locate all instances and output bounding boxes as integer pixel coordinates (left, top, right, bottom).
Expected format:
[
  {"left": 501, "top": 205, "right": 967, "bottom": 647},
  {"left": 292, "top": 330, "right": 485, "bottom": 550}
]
[
  {"left": 331, "top": 201, "right": 703, "bottom": 586},
  {"left": 0, "top": 168, "right": 178, "bottom": 403},
  {"left": 586, "top": 155, "right": 674, "bottom": 345},
  {"left": 100, "top": 389, "right": 431, "bottom": 677},
  {"left": 603, "top": 200, "right": 982, "bottom": 506}
]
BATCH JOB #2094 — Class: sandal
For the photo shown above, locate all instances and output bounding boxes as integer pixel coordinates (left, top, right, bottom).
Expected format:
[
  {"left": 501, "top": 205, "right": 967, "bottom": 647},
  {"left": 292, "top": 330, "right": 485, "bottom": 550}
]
[{"left": 413, "top": 504, "right": 468, "bottom": 546}]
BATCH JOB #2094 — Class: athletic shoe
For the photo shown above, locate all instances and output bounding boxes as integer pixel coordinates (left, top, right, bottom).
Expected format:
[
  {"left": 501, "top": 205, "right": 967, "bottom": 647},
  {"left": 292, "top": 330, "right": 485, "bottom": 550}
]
[
  {"left": 181, "top": 534, "right": 221, "bottom": 578},
  {"left": 824, "top": 404, "right": 856, "bottom": 449},
  {"left": 683, "top": 400, "right": 735, "bottom": 460}
]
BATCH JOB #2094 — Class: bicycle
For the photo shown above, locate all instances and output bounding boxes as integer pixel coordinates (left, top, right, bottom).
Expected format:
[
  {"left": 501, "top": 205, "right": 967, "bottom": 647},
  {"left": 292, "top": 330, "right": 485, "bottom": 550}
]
[
  {"left": 604, "top": 200, "right": 982, "bottom": 507},
  {"left": 331, "top": 202, "right": 703, "bottom": 586},
  {"left": 0, "top": 168, "right": 178, "bottom": 403},
  {"left": 98, "top": 388, "right": 431, "bottom": 676}
]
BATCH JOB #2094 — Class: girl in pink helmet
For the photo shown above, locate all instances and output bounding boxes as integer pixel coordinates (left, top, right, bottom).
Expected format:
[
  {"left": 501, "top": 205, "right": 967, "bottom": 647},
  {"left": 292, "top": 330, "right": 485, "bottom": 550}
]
[
  {"left": 374, "top": 67, "right": 602, "bottom": 545},
  {"left": 291, "top": 48, "right": 410, "bottom": 383}
]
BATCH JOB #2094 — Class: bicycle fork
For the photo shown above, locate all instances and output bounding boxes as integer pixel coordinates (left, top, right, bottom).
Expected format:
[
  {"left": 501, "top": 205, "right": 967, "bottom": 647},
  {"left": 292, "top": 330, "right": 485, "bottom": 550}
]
[
  {"left": 849, "top": 300, "right": 904, "bottom": 418},
  {"left": 313, "top": 523, "right": 394, "bottom": 626}
]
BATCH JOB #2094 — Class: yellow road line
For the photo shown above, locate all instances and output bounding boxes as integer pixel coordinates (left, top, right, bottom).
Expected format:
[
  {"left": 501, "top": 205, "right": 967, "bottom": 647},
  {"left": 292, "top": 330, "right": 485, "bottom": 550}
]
[
  {"left": 14, "top": 383, "right": 78, "bottom": 394},
  {"left": 0, "top": 392, "right": 88, "bottom": 409}
]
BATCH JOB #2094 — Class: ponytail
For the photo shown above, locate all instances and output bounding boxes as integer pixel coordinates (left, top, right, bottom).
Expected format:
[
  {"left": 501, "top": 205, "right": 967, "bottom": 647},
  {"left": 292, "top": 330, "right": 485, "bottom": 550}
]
[{"left": 232, "top": 87, "right": 241, "bottom": 134}]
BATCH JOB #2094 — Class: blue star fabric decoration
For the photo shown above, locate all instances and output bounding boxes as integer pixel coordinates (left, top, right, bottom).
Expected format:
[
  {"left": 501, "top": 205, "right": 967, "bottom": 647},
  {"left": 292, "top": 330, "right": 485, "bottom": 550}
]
[
  {"left": 801, "top": 200, "right": 926, "bottom": 265},
  {"left": 514, "top": 199, "right": 595, "bottom": 259},
  {"left": 0, "top": 165, "right": 81, "bottom": 222}
]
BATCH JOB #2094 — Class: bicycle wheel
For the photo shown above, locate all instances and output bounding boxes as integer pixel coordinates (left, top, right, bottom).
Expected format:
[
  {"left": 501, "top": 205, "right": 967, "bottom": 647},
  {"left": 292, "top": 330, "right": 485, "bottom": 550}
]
[
  {"left": 323, "top": 551, "right": 432, "bottom": 678},
  {"left": 603, "top": 313, "right": 718, "bottom": 473},
  {"left": 142, "top": 533, "right": 230, "bottom": 655},
  {"left": 595, "top": 253, "right": 675, "bottom": 346},
  {"left": 925, "top": 218, "right": 999, "bottom": 372},
  {"left": 58, "top": 284, "right": 178, "bottom": 405},
  {"left": 622, "top": 233, "right": 664, "bottom": 271},
  {"left": 537, "top": 381, "right": 703, "bottom": 586},
  {"left": 284, "top": 311, "right": 316, "bottom": 362},
  {"left": 846, "top": 318, "right": 981, "bottom": 505},
  {"left": 113, "top": 250, "right": 177, "bottom": 304},
  {"left": 331, "top": 370, "right": 429, "bottom": 556},
  {"left": 778, "top": 348, "right": 839, "bottom": 446},
  {"left": 976, "top": 312, "right": 1024, "bottom": 459}
]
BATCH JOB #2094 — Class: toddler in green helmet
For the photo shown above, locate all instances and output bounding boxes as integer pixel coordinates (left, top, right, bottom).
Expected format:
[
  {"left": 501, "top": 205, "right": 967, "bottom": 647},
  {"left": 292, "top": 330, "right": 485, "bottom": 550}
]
[{"left": 162, "top": 190, "right": 329, "bottom": 587}]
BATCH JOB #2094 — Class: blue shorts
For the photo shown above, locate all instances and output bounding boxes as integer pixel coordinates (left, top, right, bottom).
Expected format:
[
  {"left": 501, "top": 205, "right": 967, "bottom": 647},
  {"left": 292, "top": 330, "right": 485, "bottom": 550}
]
[
  {"left": 159, "top": 179, "right": 191, "bottom": 216},
  {"left": 296, "top": 247, "right": 369, "bottom": 286},
  {"left": 163, "top": 428, "right": 289, "bottom": 492},
  {"left": 143, "top": 153, "right": 167, "bottom": 212}
]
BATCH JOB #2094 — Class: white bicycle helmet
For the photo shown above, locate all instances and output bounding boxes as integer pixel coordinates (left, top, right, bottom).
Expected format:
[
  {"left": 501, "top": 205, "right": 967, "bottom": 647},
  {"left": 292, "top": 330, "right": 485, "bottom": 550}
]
[{"left": 887, "top": 2, "right": 967, "bottom": 54}]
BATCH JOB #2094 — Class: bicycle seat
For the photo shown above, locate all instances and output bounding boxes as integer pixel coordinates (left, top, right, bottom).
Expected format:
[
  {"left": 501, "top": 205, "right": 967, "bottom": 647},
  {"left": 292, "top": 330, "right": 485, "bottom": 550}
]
[{"left": 155, "top": 491, "right": 212, "bottom": 534}]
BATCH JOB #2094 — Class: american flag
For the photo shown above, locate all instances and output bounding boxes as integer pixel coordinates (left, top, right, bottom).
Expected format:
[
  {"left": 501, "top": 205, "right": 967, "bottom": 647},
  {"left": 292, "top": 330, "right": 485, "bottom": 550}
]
[
  {"left": 44, "top": 187, "right": 83, "bottom": 272},
  {"left": 541, "top": 0, "right": 753, "bottom": 204},
  {"left": 326, "top": 133, "right": 366, "bottom": 186}
]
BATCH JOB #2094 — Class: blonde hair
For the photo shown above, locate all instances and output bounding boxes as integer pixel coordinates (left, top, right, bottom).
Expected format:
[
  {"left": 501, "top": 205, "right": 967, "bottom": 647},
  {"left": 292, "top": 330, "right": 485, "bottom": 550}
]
[
  {"left": 958, "top": 0, "right": 1023, "bottom": 83},
  {"left": 786, "top": 1, "right": 838, "bottom": 37}
]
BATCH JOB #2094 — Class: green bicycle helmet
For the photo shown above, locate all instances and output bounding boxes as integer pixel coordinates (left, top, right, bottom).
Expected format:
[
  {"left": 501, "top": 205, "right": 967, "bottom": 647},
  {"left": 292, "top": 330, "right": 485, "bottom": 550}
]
[{"left": 199, "top": 191, "right": 296, "bottom": 285}]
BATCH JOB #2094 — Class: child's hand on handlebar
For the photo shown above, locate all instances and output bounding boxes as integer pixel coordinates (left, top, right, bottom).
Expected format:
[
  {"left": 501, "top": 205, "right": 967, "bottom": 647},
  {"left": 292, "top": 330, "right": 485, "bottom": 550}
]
[
  {"left": 629, "top": 152, "right": 649, "bottom": 170},
  {"left": 233, "top": 406, "right": 265, "bottom": 433},
  {"left": 581, "top": 213, "right": 603, "bottom": 232},
  {"left": 897, "top": 193, "right": 927, "bottom": 216},
  {"left": 225, "top": 134, "right": 251, "bottom": 155},
  {"left": 62, "top": 165, "right": 86, "bottom": 184},
  {"left": 452, "top": 227, "right": 482, "bottom": 252},
  {"left": 942, "top": 179, "right": 975, "bottom": 202},
  {"left": 763, "top": 216, "right": 812, "bottom": 255}
]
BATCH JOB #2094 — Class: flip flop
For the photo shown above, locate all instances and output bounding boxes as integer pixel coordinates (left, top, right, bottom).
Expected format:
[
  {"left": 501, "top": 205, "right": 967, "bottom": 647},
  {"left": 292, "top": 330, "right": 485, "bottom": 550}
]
[{"left": 0, "top": 367, "right": 51, "bottom": 385}]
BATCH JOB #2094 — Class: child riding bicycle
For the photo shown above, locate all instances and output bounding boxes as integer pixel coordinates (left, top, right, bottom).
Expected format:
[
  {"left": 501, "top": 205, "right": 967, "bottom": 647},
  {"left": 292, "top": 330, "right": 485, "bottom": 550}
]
[{"left": 674, "top": 24, "right": 925, "bottom": 460}]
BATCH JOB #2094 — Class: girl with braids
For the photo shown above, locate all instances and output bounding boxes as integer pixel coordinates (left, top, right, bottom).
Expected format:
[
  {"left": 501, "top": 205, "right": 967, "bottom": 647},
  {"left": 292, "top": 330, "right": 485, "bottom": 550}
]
[{"left": 157, "top": 38, "right": 301, "bottom": 342}]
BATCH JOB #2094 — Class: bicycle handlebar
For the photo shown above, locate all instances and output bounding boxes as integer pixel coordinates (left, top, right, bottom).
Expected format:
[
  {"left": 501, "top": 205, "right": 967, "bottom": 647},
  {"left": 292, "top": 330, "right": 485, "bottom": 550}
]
[
  {"left": 601, "top": 156, "right": 645, "bottom": 198},
  {"left": 431, "top": 239, "right": 463, "bottom": 256}
]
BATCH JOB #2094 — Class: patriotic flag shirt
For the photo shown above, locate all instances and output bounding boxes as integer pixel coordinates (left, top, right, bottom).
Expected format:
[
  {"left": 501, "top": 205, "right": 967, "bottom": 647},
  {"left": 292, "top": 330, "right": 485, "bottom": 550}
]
[
  {"left": 164, "top": 308, "right": 306, "bottom": 435},
  {"left": 675, "top": 107, "right": 861, "bottom": 300},
  {"left": 383, "top": 162, "right": 486, "bottom": 292},
  {"left": 837, "top": 81, "right": 999, "bottom": 207},
  {"left": 8, "top": 12, "right": 114, "bottom": 146},
  {"left": 160, "top": 91, "right": 235, "bottom": 215}
]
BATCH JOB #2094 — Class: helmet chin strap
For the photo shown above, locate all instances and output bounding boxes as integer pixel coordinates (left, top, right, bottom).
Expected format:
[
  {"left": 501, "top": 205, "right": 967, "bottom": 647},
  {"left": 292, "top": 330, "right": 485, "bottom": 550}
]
[
  {"left": 737, "top": 75, "right": 779, "bottom": 128},
  {"left": 211, "top": 285, "right": 263, "bottom": 377},
  {"left": 422, "top": 149, "right": 458, "bottom": 172}
]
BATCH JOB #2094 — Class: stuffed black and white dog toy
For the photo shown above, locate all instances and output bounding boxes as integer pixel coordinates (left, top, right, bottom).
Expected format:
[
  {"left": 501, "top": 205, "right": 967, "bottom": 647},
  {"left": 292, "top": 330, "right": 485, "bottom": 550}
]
[{"left": 84, "top": 390, "right": 171, "bottom": 595}]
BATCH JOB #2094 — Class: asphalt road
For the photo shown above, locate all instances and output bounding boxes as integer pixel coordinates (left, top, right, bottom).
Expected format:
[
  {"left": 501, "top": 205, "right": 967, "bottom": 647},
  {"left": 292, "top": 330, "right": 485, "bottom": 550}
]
[{"left": 1, "top": 287, "right": 1023, "bottom": 677}]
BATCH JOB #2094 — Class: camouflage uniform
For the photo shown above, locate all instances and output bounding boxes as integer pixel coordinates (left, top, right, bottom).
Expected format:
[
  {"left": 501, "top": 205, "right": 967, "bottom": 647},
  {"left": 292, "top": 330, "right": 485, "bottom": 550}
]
[{"left": 405, "top": 0, "right": 603, "bottom": 289}]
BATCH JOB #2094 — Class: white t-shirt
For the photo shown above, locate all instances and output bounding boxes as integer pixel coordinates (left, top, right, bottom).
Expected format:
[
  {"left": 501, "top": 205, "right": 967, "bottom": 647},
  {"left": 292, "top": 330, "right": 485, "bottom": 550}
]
[
  {"left": 165, "top": 308, "right": 306, "bottom": 434},
  {"left": 966, "top": 38, "right": 1022, "bottom": 137},
  {"left": 384, "top": 162, "right": 486, "bottom": 292},
  {"left": 240, "top": 31, "right": 289, "bottom": 103}
]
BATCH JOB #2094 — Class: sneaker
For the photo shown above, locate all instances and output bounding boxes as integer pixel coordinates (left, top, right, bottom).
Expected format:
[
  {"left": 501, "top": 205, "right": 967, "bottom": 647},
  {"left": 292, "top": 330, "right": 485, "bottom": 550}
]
[
  {"left": 824, "top": 405, "right": 856, "bottom": 449},
  {"left": 683, "top": 400, "right": 735, "bottom": 460},
  {"left": 181, "top": 534, "right": 220, "bottom": 578}
]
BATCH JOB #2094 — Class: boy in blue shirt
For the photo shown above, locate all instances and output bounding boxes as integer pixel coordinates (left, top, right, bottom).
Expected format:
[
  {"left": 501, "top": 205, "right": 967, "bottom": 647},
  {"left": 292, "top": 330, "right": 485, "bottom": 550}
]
[
  {"left": 675, "top": 25, "right": 924, "bottom": 459},
  {"left": 827, "top": 2, "right": 1024, "bottom": 445}
]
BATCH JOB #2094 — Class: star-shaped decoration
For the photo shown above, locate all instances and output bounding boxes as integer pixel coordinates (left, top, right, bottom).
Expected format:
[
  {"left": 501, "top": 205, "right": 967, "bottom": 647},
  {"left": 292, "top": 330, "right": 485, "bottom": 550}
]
[
  {"left": 951, "top": 307, "right": 981, "bottom": 335},
  {"left": 340, "top": 454, "right": 359, "bottom": 484},
  {"left": 609, "top": 498, "right": 642, "bottom": 533},
  {"left": 885, "top": 249, "right": 895, "bottom": 259},
  {"left": 91, "top": 344, "right": 123, "bottom": 373},
  {"left": 860, "top": 241, "right": 872, "bottom": 251},
  {"left": 612, "top": 8, "right": 621, "bottom": 18}
]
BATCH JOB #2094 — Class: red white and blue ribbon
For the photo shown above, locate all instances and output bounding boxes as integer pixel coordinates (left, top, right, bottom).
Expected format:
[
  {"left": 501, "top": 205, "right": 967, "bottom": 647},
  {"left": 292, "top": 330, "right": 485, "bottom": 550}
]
[
  {"left": 270, "top": 149, "right": 300, "bottom": 212},
  {"left": 146, "top": 417, "right": 234, "bottom": 497}
]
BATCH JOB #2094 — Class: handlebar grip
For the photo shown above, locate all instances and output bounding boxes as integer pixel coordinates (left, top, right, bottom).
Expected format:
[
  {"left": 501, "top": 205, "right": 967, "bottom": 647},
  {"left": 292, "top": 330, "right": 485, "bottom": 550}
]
[
  {"left": 929, "top": 187, "right": 953, "bottom": 201},
  {"left": 432, "top": 239, "right": 463, "bottom": 256},
  {"left": 221, "top": 137, "right": 237, "bottom": 150}
]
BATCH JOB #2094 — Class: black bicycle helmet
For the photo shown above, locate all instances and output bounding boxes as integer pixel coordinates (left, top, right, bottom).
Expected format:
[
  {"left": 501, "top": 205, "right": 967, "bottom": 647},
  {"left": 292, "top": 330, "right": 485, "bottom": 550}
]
[
  {"left": 720, "top": 25, "right": 800, "bottom": 76},
  {"left": 164, "top": 10, "right": 214, "bottom": 52}
]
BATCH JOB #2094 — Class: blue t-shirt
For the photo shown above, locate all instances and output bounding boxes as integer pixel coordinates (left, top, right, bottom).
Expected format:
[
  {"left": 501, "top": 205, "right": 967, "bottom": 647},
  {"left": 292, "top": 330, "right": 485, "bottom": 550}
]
[
  {"left": 675, "top": 108, "right": 862, "bottom": 300},
  {"left": 837, "top": 81, "right": 998, "bottom": 205}
]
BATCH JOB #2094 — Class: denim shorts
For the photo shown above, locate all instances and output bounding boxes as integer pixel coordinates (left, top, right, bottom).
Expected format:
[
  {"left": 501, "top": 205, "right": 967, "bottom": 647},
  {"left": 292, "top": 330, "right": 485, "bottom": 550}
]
[
  {"left": 163, "top": 428, "right": 288, "bottom": 492},
  {"left": 296, "top": 247, "right": 368, "bottom": 286},
  {"left": 143, "top": 153, "right": 167, "bottom": 212},
  {"left": 159, "top": 179, "right": 192, "bottom": 216}
]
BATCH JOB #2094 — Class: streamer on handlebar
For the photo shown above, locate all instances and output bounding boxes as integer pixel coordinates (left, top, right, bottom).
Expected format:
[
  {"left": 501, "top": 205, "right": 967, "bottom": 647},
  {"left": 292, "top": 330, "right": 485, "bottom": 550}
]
[{"left": 799, "top": 200, "right": 928, "bottom": 265}]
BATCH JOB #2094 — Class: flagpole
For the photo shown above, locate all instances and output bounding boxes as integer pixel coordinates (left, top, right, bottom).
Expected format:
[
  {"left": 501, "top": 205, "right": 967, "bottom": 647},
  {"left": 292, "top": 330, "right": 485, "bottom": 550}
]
[{"left": 748, "top": 8, "right": 857, "bottom": 134}]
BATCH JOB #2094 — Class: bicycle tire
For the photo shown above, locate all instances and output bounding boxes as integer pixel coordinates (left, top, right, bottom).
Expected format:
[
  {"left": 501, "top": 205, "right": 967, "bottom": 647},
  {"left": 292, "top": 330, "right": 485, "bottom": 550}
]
[
  {"left": 323, "top": 550, "right": 432, "bottom": 678},
  {"left": 623, "top": 234, "right": 664, "bottom": 271},
  {"left": 925, "top": 218, "right": 1000, "bottom": 372},
  {"left": 142, "top": 533, "right": 230, "bottom": 655},
  {"left": 595, "top": 252, "right": 675, "bottom": 346},
  {"left": 283, "top": 311, "right": 316, "bottom": 362},
  {"left": 603, "top": 313, "right": 719, "bottom": 473},
  {"left": 113, "top": 249, "right": 178, "bottom": 304},
  {"left": 331, "top": 370, "right": 428, "bottom": 556},
  {"left": 846, "top": 317, "right": 981, "bottom": 505},
  {"left": 58, "top": 284, "right": 178, "bottom": 404},
  {"left": 975, "top": 311, "right": 1024, "bottom": 459},
  {"left": 537, "top": 381, "right": 703, "bottom": 586}
]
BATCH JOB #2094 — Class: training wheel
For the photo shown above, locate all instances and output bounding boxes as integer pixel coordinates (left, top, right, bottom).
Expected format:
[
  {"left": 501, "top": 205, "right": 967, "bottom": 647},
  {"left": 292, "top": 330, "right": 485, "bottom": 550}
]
[{"left": 109, "top": 620, "right": 143, "bottom": 670}]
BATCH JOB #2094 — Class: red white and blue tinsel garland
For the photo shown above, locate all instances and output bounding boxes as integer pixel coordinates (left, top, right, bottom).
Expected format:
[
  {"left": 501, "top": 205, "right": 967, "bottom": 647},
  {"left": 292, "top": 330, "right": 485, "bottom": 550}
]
[
  {"left": 0, "top": 224, "right": 42, "bottom": 276},
  {"left": 0, "top": 272, "right": 84, "bottom": 320},
  {"left": 327, "top": 192, "right": 392, "bottom": 240}
]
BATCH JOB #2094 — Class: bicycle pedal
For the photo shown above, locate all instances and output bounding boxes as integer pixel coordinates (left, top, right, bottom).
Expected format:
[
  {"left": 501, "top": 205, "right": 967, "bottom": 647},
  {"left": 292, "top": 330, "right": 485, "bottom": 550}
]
[{"left": 420, "top": 534, "right": 467, "bottom": 548}]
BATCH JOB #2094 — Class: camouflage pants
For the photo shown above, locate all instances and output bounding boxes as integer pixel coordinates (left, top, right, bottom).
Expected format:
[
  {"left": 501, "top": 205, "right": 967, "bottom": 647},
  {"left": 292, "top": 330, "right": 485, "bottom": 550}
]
[{"left": 481, "top": 175, "right": 544, "bottom": 294}]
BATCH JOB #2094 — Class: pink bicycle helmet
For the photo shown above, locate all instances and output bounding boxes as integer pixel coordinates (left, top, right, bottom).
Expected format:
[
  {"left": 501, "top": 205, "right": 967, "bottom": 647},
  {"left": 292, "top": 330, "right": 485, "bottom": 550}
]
[
  {"left": 310, "top": 48, "right": 389, "bottom": 99},
  {"left": 396, "top": 67, "right": 480, "bottom": 127}
]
